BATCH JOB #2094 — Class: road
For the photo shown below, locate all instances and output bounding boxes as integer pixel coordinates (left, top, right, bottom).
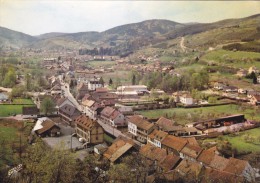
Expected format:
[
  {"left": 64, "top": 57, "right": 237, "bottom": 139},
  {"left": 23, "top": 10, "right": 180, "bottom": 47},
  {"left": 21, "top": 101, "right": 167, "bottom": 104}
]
[
  {"left": 180, "top": 37, "right": 187, "bottom": 52},
  {"left": 61, "top": 82, "right": 83, "bottom": 112}
]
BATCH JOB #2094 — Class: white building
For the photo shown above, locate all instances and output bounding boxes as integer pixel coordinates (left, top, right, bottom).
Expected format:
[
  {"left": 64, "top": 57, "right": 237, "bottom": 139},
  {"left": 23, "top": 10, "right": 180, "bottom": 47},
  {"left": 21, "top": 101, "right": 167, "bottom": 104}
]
[
  {"left": 117, "top": 85, "right": 149, "bottom": 95},
  {"left": 87, "top": 78, "right": 104, "bottom": 91},
  {"left": 180, "top": 94, "right": 194, "bottom": 105}
]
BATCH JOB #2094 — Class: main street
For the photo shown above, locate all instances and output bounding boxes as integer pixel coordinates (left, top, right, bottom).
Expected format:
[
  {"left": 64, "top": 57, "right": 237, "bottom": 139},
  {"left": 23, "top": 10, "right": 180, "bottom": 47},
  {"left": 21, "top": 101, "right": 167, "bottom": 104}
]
[{"left": 61, "top": 82, "right": 83, "bottom": 112}]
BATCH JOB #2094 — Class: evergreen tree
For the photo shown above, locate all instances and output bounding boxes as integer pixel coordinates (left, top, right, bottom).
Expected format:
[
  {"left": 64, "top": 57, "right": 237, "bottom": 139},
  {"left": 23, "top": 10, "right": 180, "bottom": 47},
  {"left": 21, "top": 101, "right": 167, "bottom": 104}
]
[
  {"left": 132, "top": 74, "right": 136, "bottom": 85},
  {"left": 109, "top": 78, "right": 113, "bottom": 86}
]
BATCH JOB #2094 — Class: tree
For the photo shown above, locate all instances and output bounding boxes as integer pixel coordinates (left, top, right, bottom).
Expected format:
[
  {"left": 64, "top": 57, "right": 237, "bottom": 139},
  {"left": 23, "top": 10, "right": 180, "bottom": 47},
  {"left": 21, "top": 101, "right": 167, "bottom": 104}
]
[
  {"left": 252, "top": 72, "right": 257, "bottom": 84},
  {"left": 2, "top": 68, "right": 16, "bottom": 88},
  {"left": 109, "top": 78, "right": 113, "bottom": 86},
  {"left": 40, "top": 97, "right": 55, "bottom": 115},
  {"left": 132, "top": 74, "right": 136, "bottom": 85},
  {"left": 25, "top": 73, "right": 32, "bottom": 91},
  {"left": 99, "top": 77, "right": 104, "bottom": 87}
]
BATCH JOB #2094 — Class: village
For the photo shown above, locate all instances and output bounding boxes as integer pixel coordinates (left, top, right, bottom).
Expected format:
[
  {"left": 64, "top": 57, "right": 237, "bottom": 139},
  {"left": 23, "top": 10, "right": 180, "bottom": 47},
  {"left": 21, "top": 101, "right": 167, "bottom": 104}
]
[{"left": 1, "top": 51, "right": 259, "bottom": 182}]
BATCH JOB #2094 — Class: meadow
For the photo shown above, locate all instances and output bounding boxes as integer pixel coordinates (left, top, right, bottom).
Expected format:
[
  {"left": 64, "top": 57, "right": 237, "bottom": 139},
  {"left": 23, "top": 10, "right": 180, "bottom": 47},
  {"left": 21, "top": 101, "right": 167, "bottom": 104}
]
[
  {"left": 0, "top": 104, "right": 35, "bottom": 117},
  {"left": 139, "top": 104, "right": 260, "bottom": 125}
]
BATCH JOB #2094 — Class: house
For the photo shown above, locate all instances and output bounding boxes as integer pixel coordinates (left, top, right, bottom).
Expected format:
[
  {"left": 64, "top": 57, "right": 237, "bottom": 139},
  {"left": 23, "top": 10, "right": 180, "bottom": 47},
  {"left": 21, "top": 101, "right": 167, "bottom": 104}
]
[
  {"left": 223, "top": 158, "right": 255, "bottom": 182},
  {"left": 257, "top": 75, "right": 260, "bottom": 83},
  {"left": 161, "top": 135, "right": 187, "bottom": 155},
  {"left": 117, "top": 106, "right": 134, "bottom": 115},
  {"left": 103, "top": 136, "right": 135, "bottom": 164},
  {"left": 156, "top": 117, "right": 184, "bottom": 136},
  {"left": 94, "top": 144, "right": 108, "bottom": 155},
  {"left": 139, "top": 144, "right": 181, "bottom": 172},
  {"left": 213, "top": 82, "right": 226, "bottom": 90},
  {"left": 58, "top": 103, "right": 81, "bottom": 126},
  {"left": 50, "top": 83, "right": 62, "bottom": 96},
  {"left": 236, "top": 69, "right": 247, "bottom": 77},
  {"left": 82, "top": 99, "right": 95, "bottom": 117},
  {"left": 22, "top": 106, "right": 39, "bottom": 116},
  {"left": 247, "top": 90, "right": 260, "bottom": 99},
  {"left": 179, "top": 143, "right": 203, "bottom": 161},
  {"left": 76, "top": 83, "right": 88, "bottom": 101},
  {"left": 0, "top": 93, "right": 9, "bottom": 102},
  {"left": 223, "top": 86, "right": 238, "bottom": 92},
  {"left": 250, "top": 95, "right": 260, "bottom": 105},
  {"left": 238, "top": 88, "right": 247, "bottom": 94},
  {"left": 174, "top": 159, "right": 204, "bottom": 182},
  {"left": 56, "top": 97, "right": 75, "bottom": 109},
  {"left": 248, "top": 66, "right": 259, "bottom": 74},
  {"left": 100, "top": 107, "right": 126, "bottom": 127},
  {"left": 147, "top": 129, "right": 168, "bottom": 148},
  {"left": 127, "top": 115, "right": 155, "bottom": 143},
  {"left": 87, "top": 77, "right": 104, "bottom": 91},
  {"left": 74, "top": 114, "right": 104, "bottom": 145},
  {"left": 117, "top": 85, "right": 149, "bottom": 96},
  {"left": 201, "top": 167, "right": 244, "bottom": 183},
  {"left": 179, "top": 94, "right": 194, "bottom": 105},
  {"left": 32, "top": 117, "right": 60, "bottom": 137}
]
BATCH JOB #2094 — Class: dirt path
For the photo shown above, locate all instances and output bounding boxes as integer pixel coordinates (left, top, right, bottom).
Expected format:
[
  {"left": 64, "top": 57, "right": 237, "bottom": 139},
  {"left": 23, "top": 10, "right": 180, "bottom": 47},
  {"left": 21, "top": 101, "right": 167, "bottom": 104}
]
[{"left": 180, "top": 37, "right": 187, "bottom": 52}]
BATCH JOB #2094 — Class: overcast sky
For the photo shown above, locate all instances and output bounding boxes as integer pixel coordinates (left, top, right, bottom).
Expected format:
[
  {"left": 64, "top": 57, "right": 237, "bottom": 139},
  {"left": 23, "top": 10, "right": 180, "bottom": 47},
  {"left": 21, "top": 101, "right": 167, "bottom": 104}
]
[{"left": 0, "top": 1, "right": 260, "bottom": 36}]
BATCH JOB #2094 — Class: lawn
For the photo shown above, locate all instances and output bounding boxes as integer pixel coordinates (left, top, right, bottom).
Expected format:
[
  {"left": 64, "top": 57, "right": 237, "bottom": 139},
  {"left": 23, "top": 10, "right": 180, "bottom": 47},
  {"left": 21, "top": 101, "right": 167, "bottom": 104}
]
[
  {"left": 0, "top": 126, "right": 18, "bottom": 142},
  {"left": 0, "top": 104, "right": 36, "bottom": 117},
  {"left": 201, "top": 128, "right": 260, "bottom": 153},
  {"left": 139, "top": 104, "right": 260, "bottom": 125},
  {"left": 12, "top": 98, "right": 34, "bottom": 105}
]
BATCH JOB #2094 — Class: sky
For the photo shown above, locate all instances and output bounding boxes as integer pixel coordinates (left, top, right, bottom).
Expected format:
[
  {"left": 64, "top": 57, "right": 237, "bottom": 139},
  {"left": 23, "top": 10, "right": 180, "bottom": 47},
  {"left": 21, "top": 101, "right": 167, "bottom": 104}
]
[{"left": 0, "top": 1, "right": 260, "bottom": 36}]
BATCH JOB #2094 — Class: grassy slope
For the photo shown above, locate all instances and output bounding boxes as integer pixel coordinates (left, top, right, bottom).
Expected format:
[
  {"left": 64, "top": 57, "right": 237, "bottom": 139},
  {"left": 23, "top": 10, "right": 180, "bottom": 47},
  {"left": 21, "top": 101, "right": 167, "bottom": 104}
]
[{"left": 202, "top": 128, "right": 260, "bottom": 153}]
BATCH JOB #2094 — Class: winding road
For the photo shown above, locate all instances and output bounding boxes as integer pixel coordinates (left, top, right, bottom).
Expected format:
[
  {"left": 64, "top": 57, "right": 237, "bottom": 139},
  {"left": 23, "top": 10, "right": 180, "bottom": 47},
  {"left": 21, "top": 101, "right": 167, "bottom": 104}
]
[{"left": 180, "top": 37, "right": 187, "bottom": 52}]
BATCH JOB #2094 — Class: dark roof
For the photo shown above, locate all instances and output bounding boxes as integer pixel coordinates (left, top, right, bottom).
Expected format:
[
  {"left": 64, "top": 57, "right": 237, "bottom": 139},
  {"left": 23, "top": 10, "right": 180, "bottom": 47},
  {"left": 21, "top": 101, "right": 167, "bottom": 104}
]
[
  {"left": 197, "top": 149, "right": 216, "bottom": 165},
  {"left": 59, "top": 103, "right": 81, "bottom": 119},
  {"left": 36, "top": 120, "right": 60, "bottom": 135},
  {"left": 158, "top": 154, "right": 181, "bottom": 171},
  {"left": 101, "top": 106, "right": 115, "bottom": 118},
  {"left": 148, "top": 129, "right": 168, "bottom": 141},
  {"left": 127, "top": 115, "right": 154, "bottom": 131},
  {"left": 22, "top": 106, "right": 39, "bottom": 115}
]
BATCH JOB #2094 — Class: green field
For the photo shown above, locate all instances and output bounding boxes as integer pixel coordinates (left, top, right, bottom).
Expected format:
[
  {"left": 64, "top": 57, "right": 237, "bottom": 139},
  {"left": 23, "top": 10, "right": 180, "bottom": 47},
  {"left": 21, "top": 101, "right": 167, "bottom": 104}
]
[
  {"left": 201, "top": 128, "right": 260, "bottom": 153},
  {"left": 139, "top": 104, "right": 260, "bottom": 125},
  {"left": 12, "top": 98, "right": 34, "bottom": 104},
  {"left": 0, "top": 126, "right": 18, "bottom": 142},
  {"left": 86, "top": 60, "right": 116, "bottom": 68},
  {"left": 202, "top": 49, "right": 260, "bottom": 69},
  {"left": 0, "top": 104, "right": 35, "bottom": 117}
]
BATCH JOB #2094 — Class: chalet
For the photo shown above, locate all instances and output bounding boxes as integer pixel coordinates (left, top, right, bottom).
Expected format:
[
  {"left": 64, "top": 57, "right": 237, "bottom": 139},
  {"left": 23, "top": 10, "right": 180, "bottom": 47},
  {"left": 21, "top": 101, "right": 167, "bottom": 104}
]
[
  {"left": 22, "top": 106, "right": 39, "bottom": 116},
  {"left": 100, "top": 107, "right": 126, "bottom": 127},
  {"left": 32, "top": 117, "right": 60, "bottom": 137},
  {"left": 156, "top": 117, "right": 184, "bottom": 136},
  {"left": 58, "top": 103, "right": 81, "bottom": 126},
  {"left": 236, "top": 69, "right": 247, "bottom": 77},
  {"left": 179, "top": 143, "right": 203, "bottom": 161},
  {"left": 127, "top": 115, "right": 155, "bottom": 143},
  {"left": 161, "top": 135, "right": 187, "bottom": 155},
  {"left": 250, "top": 95, "right": 260, "bottom": 105},
  {"left": 74, "top": 114, "right": 104, "bottom": 145},
  {"left": 147, "top": 129, "right": 168, "bottom": 148},
  {"left": 103, "top": 136, "right": 135, "bottom": 164}
]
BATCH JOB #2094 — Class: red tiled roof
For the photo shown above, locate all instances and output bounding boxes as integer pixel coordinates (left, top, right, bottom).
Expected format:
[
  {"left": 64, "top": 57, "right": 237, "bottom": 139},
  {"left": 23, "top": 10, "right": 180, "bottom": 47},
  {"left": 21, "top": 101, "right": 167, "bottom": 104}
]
[
  {"left": 127, "top": 115, "right": 154, "bottom": 131},
  {"left": 161, "top": 135, "right": 187, "bottom": 152},
  {"left": 148, "top": 129, "right": 168, "bottom": 141},
  {"left": 180, "top": 143, "right": 203, "bottom": 159},
  {"left": 223, "top": 158, "right": 249, "bottom": 175},
  {"left": 75, "top": 114, "right": 101, "bottom": 130}
]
